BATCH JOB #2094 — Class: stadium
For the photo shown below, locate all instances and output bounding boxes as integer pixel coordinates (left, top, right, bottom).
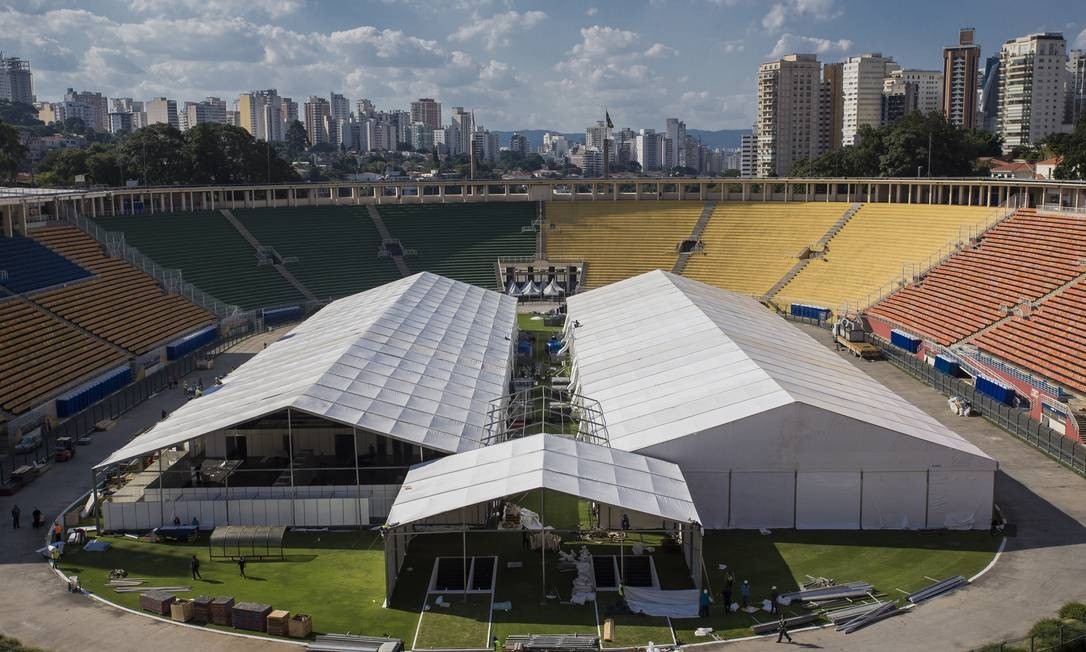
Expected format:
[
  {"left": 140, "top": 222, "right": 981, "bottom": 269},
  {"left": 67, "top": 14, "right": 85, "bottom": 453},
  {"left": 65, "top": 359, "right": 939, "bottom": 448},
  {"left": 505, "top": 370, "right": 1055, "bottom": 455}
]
[{"left": 3, "top": 176, "right": 1086, "bottom": 649}]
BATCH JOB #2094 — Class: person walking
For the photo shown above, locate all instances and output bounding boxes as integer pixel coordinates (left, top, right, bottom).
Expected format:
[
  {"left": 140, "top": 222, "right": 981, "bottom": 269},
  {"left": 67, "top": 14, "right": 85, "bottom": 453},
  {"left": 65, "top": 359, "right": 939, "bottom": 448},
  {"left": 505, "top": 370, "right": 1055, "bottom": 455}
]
[
  {"left": 521, "top": 525, "right": 531, "bottom": 550},
  {"left": 722, "top": 569, "right": 735, "bottom": 615},
  {"left": 770, "top": 586, "right": 779, "bottom": 614},
  {"left": 190, "top": 555, "right": 202, "bottom": 580},
  {"left": 52, "top": 521, "right": 64, "bottom": 543},
  {"left": 776, "top": 611, "right": 792, "bottom": 643},
  {"left": 31, "top": 507, "right": 42, "bottom": 530},
  {"left": 699, "top": 589, "right": 712, "bottom": 618},
  {"left": 10, "top": 505, "right": 20, "bottom": 529},
  {"left": 237, "top": 556, "right": 246, "bottom": 578},
  {"left": 740, "top": 579, "right": 751, "bottom": 610}
]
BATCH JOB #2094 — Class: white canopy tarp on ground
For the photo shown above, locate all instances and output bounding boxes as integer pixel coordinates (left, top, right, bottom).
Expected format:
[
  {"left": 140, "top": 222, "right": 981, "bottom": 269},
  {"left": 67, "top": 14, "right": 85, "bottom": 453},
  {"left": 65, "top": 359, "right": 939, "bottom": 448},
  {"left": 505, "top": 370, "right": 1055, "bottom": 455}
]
[
  {"left": 96, "top": 273, "right": 518, "bottom": 469},
  {"left": 385, "top": 433, "right": 701, "bottom": 527},
  {"left": 623, "top": 586, "right": 700, "bottom": 618}
]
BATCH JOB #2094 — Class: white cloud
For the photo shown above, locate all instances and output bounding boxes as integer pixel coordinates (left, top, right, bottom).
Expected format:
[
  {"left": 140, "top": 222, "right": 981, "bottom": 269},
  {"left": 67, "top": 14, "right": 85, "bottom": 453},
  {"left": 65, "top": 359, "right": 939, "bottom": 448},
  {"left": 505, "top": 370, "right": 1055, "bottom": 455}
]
[
  {"left": 644, "top": 43, "right": 678, "bottom": 58},
  {"left": 449, "top": 10, "right": 547, "bottom": 52},
  {"left": 768, "top": 33, "right": 852, "bottom": 58},
  {"left": 128, "top": 0, "right": 303, "bottom": 18},
  {"left": 720, "top": 39, "right": 744, "bottom": 54},
  {"left": 1076, "top": 27, "right": 1086, "bottom": 49},
  {"left": 586, "top": 7, "right": 598, "bottom": 16},
  {"left": 570, "top": 25, "right": 641, "bottom": 58},
  {"left": 324, "top": 26, "right": 446, "bottom": 67},
  {"left": 762, "top": 0, "right": 838, "bottom": 32}
]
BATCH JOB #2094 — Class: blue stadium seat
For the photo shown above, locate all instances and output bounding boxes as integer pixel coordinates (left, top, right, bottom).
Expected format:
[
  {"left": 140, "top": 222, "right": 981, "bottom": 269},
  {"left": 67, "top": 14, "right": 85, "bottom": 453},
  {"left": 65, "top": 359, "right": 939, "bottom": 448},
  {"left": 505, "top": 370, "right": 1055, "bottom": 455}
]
[{"left": 0, "top": 235, "right": 92, "bottom": 294}]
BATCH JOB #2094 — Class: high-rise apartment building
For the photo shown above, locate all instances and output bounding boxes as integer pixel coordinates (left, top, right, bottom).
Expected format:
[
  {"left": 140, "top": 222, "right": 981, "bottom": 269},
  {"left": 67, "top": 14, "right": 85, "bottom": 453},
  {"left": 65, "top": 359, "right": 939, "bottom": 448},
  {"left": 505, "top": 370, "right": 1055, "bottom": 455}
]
[
  {"left": 304, "top": 96, "right": 331, "bottom": 146},
  {"left": 634, "top": 129, "right": 662, "bottom": 170},
  {"left": 818, "top": 62, "right": 844, "bottom": 153},
  {"left": 64, "top": 88, "right": 109, "bottom": 131},
  {"left": 145, "top": 97, "right": 179, "bottom": 129},
  {"left": 108, "top": 112, "right": 133, "bottom": 134},
  {"left": 978, "top": 55, "right": 1000, "bottom": 132},
  {"left": 410, "top": 98, "right": 442, "bottom": 130},
  {"left": 884, "top": 69, "right": 943, "bottom": 115},
  {"left": 238, "top": 90, "right": 286, "bottom": 142},
  {"left": 998, "top": 33, "right": 1072, "bottom": 150},
  {"left": 665, "top": 118, "right": 686, "bottom": 168},
  {"left": 841, "top": 53, "right": 900, "bottom": 146},
  {"left": 1069, "top": 50, "right": 1086, "bottom": 126},
  {"left": 182, "top": 97, "right": 227, "bottom": 131},
  {"left": 739, "top": 132, "right": 756, "bottom": 178},
  {"left": 450, "top": 106, "right": 474, "bottom": 156},
  {"left": 585, "top": 120, "right": 611, "bottom": 150},
  {"left": 281, "top": 98, "right": 298, "bottom": 128},
  {"left": 508, "top": 132, "right": 530, "bottom": 156},
  {"left": 330, "top": 93, "right": 350, "bottom": 122},
  {"left": 756, "top": 54, "right": 821, "bottom": 177},
  {"left": 0, "top": 55, "right": 33, "bottom": 104},
  {"left": 943, "top": 28, "right": 981, "bottom": 129}
]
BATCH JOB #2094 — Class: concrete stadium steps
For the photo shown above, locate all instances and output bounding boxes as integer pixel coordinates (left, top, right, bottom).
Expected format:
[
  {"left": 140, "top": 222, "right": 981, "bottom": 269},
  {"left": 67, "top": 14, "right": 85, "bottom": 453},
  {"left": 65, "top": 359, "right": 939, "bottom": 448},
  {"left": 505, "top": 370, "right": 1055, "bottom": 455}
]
[
  {"left": 231, "top": 206, "right": 399, "bottom": 302},
  {"left": 30, "top": 226, "right": 216, "bottom": 354},
  {"left": 377, "top": 203, "right": 537, "bottom": 289},
  {"left": 545, "top": 201, "right": 701, "bottom": 289},
  {"left": 0, "top": 295, "right": 128, "bottom": 414},
  {"left": 683, "top": 202, "right": 852, "bottom": 297},
  {"left": 671, "top": 201, "right": 716, "bottom": 275},
  {"left": 91, "top": 212, "right": 305, "bottom": 311},
  {"left": 868, "top": 209, "right": 1086, "bottom": 346},
  {"left": 773, "top": 204, "right": 994, "bottom": 314}
]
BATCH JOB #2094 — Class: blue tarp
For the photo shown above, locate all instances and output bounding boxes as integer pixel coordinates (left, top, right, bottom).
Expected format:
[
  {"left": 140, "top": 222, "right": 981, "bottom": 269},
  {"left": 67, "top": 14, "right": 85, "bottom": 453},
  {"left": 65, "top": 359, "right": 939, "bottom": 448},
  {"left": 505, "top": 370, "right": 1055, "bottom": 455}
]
[{"left": 890, "top": 329, "right": 922, "bottom": 354}]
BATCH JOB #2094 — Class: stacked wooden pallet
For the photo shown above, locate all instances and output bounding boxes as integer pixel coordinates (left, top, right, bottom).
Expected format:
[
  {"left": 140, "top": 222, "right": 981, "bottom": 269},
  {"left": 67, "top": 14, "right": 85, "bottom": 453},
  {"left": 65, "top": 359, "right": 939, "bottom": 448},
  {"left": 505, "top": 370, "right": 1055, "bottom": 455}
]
[
  {"left": 210, "top": 596, "right": 234, "bottom": 626},
  {"left": 266, "top": 610, "right": 290, "bottom": 636},
  {"left": 232, "top": 602, "right": 272, "bottom": 632},
  {"left": 193, "top": 595, "right": 213, "bottom": 624},
  {"left": 139, "top": 590, "right": 175, "bottom": 615},
  {"left": 288, "top": 613, "right": 313, "bottom": 639}
]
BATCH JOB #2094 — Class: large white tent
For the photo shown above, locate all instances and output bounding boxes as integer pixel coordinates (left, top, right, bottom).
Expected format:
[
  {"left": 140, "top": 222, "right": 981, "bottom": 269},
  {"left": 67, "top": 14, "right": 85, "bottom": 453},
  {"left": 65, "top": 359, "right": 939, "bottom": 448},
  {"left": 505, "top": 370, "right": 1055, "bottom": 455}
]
[
  {"left": 98, "top": 272, "right": 517, "bottom": 470},
  {"left": 564, "top": 270, "right": 997, "bottom": 530}
]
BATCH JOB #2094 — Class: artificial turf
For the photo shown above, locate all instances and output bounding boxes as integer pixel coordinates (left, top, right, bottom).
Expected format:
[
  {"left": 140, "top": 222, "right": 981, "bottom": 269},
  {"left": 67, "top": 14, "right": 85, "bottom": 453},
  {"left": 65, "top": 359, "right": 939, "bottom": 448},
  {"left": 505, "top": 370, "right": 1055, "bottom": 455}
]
[
  {"left": 414, "top": 593, "right": 491, "bottom": 649},
  {"left": 59, "top": 506, "right": 1001, "bottom": 648}
]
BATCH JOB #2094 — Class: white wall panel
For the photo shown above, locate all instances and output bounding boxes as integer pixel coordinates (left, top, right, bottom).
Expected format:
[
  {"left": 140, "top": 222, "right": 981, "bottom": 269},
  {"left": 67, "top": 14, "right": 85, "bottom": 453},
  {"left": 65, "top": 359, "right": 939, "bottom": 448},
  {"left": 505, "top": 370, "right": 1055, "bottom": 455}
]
[
  {"left": 861, "top": 471, "right": 926, "bottom": 529},
  {"left": 795, "top": 472, "right": 861, "bottom": 529},
  {"left": 729, "top": 472, "right": 794, "bottom": 529}
]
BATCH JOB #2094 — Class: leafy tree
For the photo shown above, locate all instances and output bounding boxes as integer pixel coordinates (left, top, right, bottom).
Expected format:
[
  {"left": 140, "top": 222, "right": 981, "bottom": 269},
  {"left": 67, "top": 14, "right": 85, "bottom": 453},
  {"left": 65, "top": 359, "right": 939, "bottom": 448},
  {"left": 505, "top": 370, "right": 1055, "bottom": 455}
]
[
  {"left": 0, "top": 119, "right": 28, "bottom": 181},
  {"left": 117, "top": 123, "right": 185, "bottom": 186},
  {"left": 309, "top": 142, "right": 336, "bottom": 153},
  {"left": 285, "top": 120, "right": 308, "bottom": 159},
  {"left": 1053, "top": 117, "right": 1086, "bottom": 180},
  {"left": 0, "top": 100, "right": 43, "bottom": 126},
  {"left": 63, "top": 116, "right": 88, "bottom": 134}
]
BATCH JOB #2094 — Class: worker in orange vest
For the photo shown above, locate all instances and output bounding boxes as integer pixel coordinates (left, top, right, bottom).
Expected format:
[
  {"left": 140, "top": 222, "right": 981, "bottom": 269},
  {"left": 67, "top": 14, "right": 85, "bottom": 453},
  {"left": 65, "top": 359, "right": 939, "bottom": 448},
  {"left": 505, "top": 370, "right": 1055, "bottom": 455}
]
[{"left": 52, "top": 521, "right": 63, "bottom": 543}]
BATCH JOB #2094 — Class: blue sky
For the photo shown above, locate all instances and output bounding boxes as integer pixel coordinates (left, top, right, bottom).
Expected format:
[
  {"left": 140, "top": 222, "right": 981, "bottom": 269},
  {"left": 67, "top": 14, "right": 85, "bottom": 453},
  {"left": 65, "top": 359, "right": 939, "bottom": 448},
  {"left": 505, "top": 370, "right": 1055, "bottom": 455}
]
[{"left": 2, "top": 0, "right": 1083, "bottom": 131}]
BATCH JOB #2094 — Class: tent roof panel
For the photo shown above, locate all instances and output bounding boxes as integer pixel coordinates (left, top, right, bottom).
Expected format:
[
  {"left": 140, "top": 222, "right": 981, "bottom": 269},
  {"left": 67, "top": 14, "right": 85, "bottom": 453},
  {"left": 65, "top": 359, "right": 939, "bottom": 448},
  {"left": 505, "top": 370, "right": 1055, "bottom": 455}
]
[{"left": 96, "top": 273, "right": 517, "bottom": 469}]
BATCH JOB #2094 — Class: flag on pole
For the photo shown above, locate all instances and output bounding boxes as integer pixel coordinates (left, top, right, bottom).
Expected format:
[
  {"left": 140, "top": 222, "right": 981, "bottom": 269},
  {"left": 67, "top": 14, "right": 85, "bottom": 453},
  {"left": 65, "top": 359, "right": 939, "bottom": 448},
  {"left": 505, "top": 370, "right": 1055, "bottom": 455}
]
[{"left": 605, "top": 110, "right": 614, "bottom": 129}]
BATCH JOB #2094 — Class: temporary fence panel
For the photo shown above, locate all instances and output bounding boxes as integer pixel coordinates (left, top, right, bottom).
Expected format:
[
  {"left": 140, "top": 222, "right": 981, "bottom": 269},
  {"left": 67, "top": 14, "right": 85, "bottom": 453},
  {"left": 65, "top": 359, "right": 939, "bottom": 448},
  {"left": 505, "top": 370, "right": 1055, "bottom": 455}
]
[
  {"left": 860, "top": 471, "right": 927, "bottom": 529},
  {"left": 926, "top": 469, "right": 993, "bottom": 530},
  {"left": 795, "top": 472, "right": 862, "bottom": 529},
  {"left": 728, "top": 471, "right": 794, "bottom": 529},
  {"left": 975, "top": 375, "right": 1015, "bottom": 405},
  {"left": 933, "top": 355, "right": 960, "bottom": 376},
  {"left": 103, "top": 497, "right": 368, "bottom": 531},
  {"left": 166, "top": 325, "right": 219, "bottom": 361}
]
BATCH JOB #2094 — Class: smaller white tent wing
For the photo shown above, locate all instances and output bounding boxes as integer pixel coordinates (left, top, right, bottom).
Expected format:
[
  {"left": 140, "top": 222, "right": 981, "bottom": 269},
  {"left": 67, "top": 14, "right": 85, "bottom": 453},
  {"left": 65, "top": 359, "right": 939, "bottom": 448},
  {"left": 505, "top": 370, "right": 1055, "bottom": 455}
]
[{"left": 385, "top": 433, "right": 701, "bottom": 527}]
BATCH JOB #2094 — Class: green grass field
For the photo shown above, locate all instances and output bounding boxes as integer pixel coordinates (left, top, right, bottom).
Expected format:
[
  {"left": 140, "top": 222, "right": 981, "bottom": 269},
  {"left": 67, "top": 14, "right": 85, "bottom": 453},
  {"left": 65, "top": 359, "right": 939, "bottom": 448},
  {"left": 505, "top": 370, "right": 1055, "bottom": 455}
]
[{"left": 60, "top": 503, "right": 1001, "bottom": 648}]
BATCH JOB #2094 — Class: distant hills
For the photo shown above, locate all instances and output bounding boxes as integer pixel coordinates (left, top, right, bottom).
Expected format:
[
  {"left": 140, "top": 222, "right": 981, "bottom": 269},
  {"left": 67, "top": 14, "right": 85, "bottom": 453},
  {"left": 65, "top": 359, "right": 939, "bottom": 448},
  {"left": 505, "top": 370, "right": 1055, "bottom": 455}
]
[{"left": 493, "top": 128, "right": 751, "bottom": 151}]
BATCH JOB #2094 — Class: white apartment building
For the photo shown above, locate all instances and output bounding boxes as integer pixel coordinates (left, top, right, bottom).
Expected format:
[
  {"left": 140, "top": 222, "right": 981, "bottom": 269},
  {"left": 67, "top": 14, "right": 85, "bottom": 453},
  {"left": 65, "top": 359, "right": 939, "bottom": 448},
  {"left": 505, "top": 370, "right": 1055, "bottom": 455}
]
[
  {"left": 841, "top": 53, "right": 900, "bottom": 146},
  {"left": 1069, "top": 50, "right": 1085, "bottom": 126},
  {"left": 541, "top": 132, "right": 569, "bottom": 160},
  {"left": 665, "top": 118, "right": 686, "bottom": 168},
  {"left": 635, "top": 129, "right": 662, "bottom": 171},
  {"left": 330, "top": 93, "right": 350, "bottom": 123},
  {"left": 884, "top": 69, "right": 944, "bottom": 115},
  {"left": 756, "top": 54, "right": 821, "bottom": 177},
  {"left": 998, "top": 33, "right": 1072, "bottom": 150},
  {"left": 238, "top": 90, "right": 285, "bottom": 142},
  {"left": 739, "top": 133, "right": 756, "bottom": 178},
  {"left": 64, "top": 89, "right": 109, "bottom": 131},
  {"left": 145, "top": 97, "right": 178, "bottom": 129}
]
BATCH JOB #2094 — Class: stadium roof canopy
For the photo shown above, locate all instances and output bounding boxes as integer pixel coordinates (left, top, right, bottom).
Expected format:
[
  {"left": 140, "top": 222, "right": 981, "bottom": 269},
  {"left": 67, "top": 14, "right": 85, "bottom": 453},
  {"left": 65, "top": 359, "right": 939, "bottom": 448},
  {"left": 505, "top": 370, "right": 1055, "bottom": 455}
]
[
  {"left": 96, "top": 272, "right": 517, "bottom": 469},
  {"left": 385, "top": 433, "right": 701, "bottom": 527},
  {"left": 564, "top": 270, "right": 995, "bottom": 469}
]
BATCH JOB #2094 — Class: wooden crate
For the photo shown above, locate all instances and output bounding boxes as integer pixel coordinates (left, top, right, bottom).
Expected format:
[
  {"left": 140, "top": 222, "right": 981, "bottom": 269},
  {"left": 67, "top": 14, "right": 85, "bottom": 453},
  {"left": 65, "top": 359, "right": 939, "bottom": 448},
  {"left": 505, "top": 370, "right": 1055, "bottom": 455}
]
[
  {"left": 288, "top": 613, "right": 313, "bottom": 639},
  {"left": 266, "top": 610, "right": 290, "bottom": 636},
  {"left": 193, "top": 595, "right": 213, "bottom": 624},
  {"left": 210, "top": 596, "right": 235, "bottom": 626},
  {"left": 170, "top": 599, "right": 195, "bottom": 623},
  {"left": 139, "top": 590, "right": 176, "bottom": 616},
  {"left": 232, "top": 602, "right": 272, "bottom": 632}
]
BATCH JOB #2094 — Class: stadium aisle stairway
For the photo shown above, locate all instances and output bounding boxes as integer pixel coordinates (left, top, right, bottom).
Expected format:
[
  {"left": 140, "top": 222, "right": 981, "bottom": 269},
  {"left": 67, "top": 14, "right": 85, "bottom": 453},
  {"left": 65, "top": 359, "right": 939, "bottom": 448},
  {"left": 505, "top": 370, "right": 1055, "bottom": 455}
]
[
  {"left": 545, "top": 201, "right": 701, "bottom": 289},
  {"left": 0, "top": 296, "right": 128, "bottom": 414},
  {"left": 377, "top": 203, "right": 537, "bottom": 288},
  {"left": 973, "top": 279, "right": 1086, "bottom": 395},
  {"left": 868, "top": 209, "right": 1086, "bottom": 345},
  {"left": 232, "top": 206, "right": 401, "bottom": 301},
  {"left": 91, "top": 212, "right": 304, "bottom": 310},
  {"left": 683, "top": 202, "right": 851, "bottom": 297},
  {"left": 773, "top": 204, "right": 994, "bottom": 313},
  {"left": 29, "top": 226, "right": 215, "bottom": 354}
]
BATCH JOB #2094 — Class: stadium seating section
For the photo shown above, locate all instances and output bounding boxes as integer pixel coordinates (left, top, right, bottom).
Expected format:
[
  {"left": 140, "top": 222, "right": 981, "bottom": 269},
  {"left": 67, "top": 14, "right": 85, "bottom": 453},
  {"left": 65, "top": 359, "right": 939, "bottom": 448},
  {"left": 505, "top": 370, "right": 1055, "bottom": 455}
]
[
  {"left": 233, "top": 207, "right": 400, "bottom": 301},
  {"left": 974, "top": 279, "right": 1086, "bottom": 394},
  {"left": 0, "top": 235, "right": 91, "bottom": 294},
  {"left": 684, "top": 202, "right": 851, "bottom": 297},
  {"left": 774, "top": 204, "right": 994, "bottom": 313},
  {"left": 30, "top": 226, "right": 216, "bottom": 354},
  {"left": 92, "top": 212, "right": 305, "bottom": 310},
  {"left": 545, "top": 201, "right": 701, "bottom": 289},
  {"left": 868, "top": 209, "right": 1086, "bottom": 345},
  {"left": 0, "top": 297, "right": 127, "bottom": 414},
  {"left": 377, "top": 203, "right": 537, "bottom": 288}
]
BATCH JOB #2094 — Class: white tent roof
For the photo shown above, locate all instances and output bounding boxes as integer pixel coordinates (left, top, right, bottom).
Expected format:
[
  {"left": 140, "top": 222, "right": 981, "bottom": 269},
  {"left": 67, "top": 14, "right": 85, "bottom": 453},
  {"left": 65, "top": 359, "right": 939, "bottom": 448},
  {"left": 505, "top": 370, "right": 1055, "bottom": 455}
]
[
  {"left": 97, "top": 273, "right": 517, "bottom": 469},
  {"left": 385, "top": 433, "right": 701, "bottom": 527},
  {"left": 564, "top": 270, "right": 994, "bottom": 466}
]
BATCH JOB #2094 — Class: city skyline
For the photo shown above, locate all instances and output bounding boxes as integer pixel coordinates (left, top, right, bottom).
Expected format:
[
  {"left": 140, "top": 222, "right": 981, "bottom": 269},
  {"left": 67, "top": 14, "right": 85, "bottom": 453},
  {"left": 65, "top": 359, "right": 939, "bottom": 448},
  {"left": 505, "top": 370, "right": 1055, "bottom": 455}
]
[{"left": 3, "top": 0, "right": 1084, "bottom": 132}]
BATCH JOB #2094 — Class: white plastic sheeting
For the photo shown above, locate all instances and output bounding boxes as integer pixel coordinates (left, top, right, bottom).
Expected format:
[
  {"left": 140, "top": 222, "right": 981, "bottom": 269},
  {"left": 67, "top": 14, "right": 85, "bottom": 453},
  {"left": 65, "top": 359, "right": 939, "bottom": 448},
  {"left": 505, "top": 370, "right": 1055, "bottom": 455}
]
[
  {"left": 97, "top": 273, "right": 517, "bottom": 469},
  {"left": 385, "top": 433, "right": 701, "bottom": 527},
  {"left": 928, "top": 470, "right": 994, "bottom": 530},
  {"left": 623, "top": 586, "right": 700, "bottom": 618}
]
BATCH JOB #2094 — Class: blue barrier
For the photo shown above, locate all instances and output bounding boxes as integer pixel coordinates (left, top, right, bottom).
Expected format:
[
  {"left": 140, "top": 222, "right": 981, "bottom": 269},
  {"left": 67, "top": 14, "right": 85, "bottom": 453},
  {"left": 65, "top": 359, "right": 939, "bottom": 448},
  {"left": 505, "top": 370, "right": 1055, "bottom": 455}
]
[
  {"left": 56, "top": 365, "right": 133, "bottom": 418},
  {"left": 890, "top": 329, "right": 922, "bottom": 354},
  {"left": 790, "top": 303, "right": 831, "bottom": 322},
  {"left": 262, "top": 305, "right": 303, "bottom": 326},
  {"left": 166, "top": 325, "right": 218, "bottom": 360},
  {"left": 934, "top": 355, "right": 960, "bottom": 376},
  {"left": 976, "top": 375, "right": 1015, "bottom": 405}
]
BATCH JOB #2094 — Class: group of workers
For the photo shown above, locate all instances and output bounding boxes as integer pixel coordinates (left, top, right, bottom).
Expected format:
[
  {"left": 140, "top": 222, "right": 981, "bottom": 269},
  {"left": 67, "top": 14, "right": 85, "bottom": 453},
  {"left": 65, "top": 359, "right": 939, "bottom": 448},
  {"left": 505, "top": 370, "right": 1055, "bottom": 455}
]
[{"left": 699, "top": 569, "right": 793, "bottom": 643}]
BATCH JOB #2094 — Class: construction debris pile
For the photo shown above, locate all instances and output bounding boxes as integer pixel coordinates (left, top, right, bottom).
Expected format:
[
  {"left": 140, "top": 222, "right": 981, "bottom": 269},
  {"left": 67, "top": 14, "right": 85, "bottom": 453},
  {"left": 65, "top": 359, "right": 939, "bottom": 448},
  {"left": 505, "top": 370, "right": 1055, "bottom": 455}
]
[{"left": 558, "top": 546, "right": 596, "bottom": 605}]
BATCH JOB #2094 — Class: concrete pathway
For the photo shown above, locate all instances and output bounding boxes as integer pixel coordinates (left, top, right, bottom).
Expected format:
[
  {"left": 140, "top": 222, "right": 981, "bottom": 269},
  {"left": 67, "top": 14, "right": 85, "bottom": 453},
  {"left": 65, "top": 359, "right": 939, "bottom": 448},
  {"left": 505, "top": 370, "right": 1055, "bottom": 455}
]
[{"left": 0, "top": 328, "right": 293, "bottom": 651}]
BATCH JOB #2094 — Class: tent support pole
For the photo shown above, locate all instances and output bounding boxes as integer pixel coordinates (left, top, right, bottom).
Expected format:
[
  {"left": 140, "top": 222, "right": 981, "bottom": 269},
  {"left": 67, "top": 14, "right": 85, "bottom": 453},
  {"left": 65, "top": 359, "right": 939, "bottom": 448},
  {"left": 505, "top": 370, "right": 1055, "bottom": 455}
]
[
  {"left": 353, "top": 427, "right": 362, "bottom": 529},
  {"left": 541, "top": 487, "right": 546, "bottom": 601},
  {"left": 463, "top": 520, "right": 467, "bottom": 601},
  {"left": 92, "top": 467, "right": 101, "bottom": 533},
  {"left": 158, "top": 448, "right": 165, "bottom": 527},
  {"left": 288, "top": 408, "right": 296, "bottom": 527}
]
